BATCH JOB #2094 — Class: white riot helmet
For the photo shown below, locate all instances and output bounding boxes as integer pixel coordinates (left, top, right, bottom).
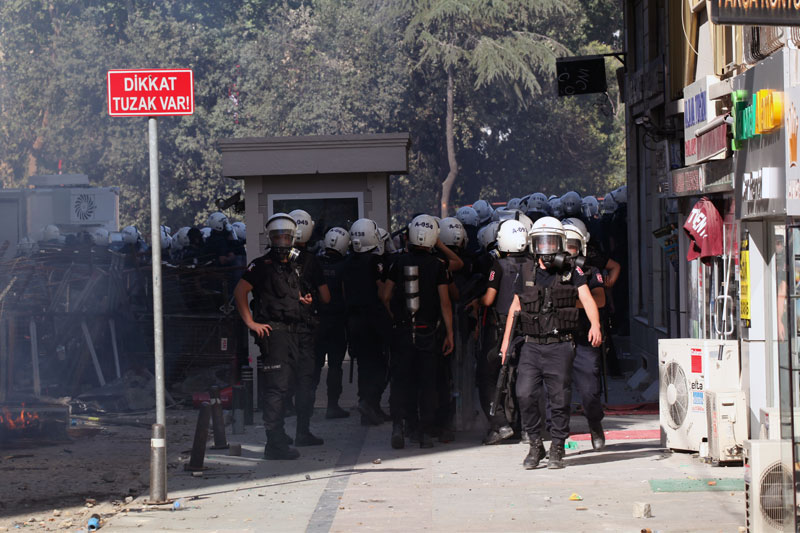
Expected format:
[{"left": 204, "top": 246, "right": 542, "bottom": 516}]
[
  {"left": 376, "top": 228, "right": 396, "bottom": 254},
  {"left": 160, "top": 225, "right": 172, "bottom": 250},
  {"left": 200, "top": 227, "right": 212, "bottom": 241},
  {"left": 408, "top": 214, "right": 439, "bottom": 249},
  {"left": 374, "top": 229, "right": 386, "bottom": 255},
  {"left": 266, "top": 213, "right": 298, "bottom": 256},
  {"left": 549, "top": 198, "right": 564, "bottom": 219},
  {"left": 207, "top": 212, "right": 229, "bottom": 232},
  {"left": 561, "top": 218, "right": 589, "bottom": 257},
  {"left": 121, "top": 225, "right": 139, "bottom": 244},
  {"left": 289, "top": 209, "right": 314, "bottom": 244},
  {"left": 496, "top": 220, "right": 529, "bottom": 254},
  {"left": 91, "top": 228, "right": 110, "bottom": 246},
  {"left": 173, "top": 227, "right": 191, "bottom": 249},
  {"left": 529, "top": 216, "right": 566, "bottom": 257},
  {"left": 581, "top": 196, "right": 599, "bottom": 218},
  {"left": 231, "top": 221, "right": 246, "bottom": 242},
  {"left": 526, "top": 193, "right": 549, "bottom": 214},
  {"left": 561, "top": 191, "right": 582, "bottom": 218},
  {"left": 455, "top": 206, "right": 480, "bottom": 227},
  {"left": 350, "top": 218, "right": 380, "bottom": 253},
  {"left": 602, "top": 193, "right": 618, "bottom": 214},
  {"left": 440, "top": 217, "right": 465, "bottom": 248},
  {"left": 611, "top": 185, "right": 627, "bottom": 205},
  {"left": 472, "top": 199, "right": 493, "bottom": 224},
  {"left": 324, "top": 227, "right": 350, "bottom": 256},
  {"left": 477, "top": 221, "right": 500, "bottom": 250},
  {"left": 507, "top": 198, "right": 522, "bottom": 210}
]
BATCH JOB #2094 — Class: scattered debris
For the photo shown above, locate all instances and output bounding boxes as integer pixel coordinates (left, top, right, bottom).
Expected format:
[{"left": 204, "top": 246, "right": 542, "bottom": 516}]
[
  {"left": 576, "top": 507, "right": 588, "bottom": 511},
  {"left": 305, "top": 474, "right": 311, "bottom": 480},
  {"left": 372, "top": 458, "right": 381, "bottom": 465},
  {"left": 633, "top": 502, "right": 652, "bottom": 518},
  {"left": 569, "top": 493, "right": 583, "bottom": 501}
]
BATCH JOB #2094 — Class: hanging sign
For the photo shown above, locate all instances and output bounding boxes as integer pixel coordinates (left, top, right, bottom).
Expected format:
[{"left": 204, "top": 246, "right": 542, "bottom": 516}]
[
  {"left": 556, "top": 56, "right": 608, "bottom": 96},
  {"left": 710, "top": 0, "right": 800, "bottom": 26},
  {"left": 107, "top": 69, "right": 194, "bottom": 117},
  {"left": 740, "top": 238, "right": 751, "bottom": 328}
]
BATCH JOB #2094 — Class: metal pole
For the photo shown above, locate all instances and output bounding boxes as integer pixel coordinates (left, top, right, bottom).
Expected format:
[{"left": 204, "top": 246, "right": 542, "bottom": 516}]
[
  {"left": 148, "top": 117, "right": 167, "bottom": 501},
  {"left": 149, "top": 423, "right": 167, "bottom": 502}
]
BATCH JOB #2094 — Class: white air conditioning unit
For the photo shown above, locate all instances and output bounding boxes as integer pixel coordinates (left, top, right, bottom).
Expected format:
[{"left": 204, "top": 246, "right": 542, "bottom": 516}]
[
  {"left": 744, "top": 439, "right": 794, "bottom": 533},
  {"left": 759, "top": 407, "right": 800, "bottom": 440},
  {"left": 704, "top": 340, "right": 741, "bottom": 390},
  {"left": 659, "top": 340, "right": 709, "bottom": 451},
  {"left": 706, "top": 389, "right": 748, "bottom": 463}
]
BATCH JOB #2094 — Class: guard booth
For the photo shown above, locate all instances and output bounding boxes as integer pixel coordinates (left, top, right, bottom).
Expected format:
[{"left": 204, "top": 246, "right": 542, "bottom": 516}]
[{"left": 218, "top": 133, "right": 411, "bottom": 262}]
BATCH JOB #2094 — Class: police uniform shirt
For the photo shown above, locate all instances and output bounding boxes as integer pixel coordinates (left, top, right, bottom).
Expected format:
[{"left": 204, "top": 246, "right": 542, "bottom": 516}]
[
  {"left": 319, "top": 251, "right": 347, "bottom": 315},
  {"left": 204, "top": 231, "right": 233, "bottom": 262},
  {"left": 297, "top": 249, "right": 326, "bottom": 294},
  {"left": 486, "top": 255, "right": 529, "bottom": 315},
  {"left": 388, "top": 250, "right": 448, "bottom": 325},
  {"left": 532, "top": 264, "right": 589, "bottom": 290},
  {"left": 342, "top": 252, "right": 384, "bottom": 310}
]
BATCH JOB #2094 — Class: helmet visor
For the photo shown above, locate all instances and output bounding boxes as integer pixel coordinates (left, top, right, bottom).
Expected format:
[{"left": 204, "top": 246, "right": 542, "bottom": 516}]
[
  {"left": 566, "top": 238, "right": 582, "bottom": 257},
  {"left": 533, "top": 234, "right": 561, "bottom": 255},
  {"left": 269, "top": 229, "right": 294, "bottom": 248}
]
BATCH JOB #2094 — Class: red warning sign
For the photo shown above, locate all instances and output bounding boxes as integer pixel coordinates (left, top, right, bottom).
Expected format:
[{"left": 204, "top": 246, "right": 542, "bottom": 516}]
[{"left": 107, "top": 69, "right": 194, "bottom": 117}]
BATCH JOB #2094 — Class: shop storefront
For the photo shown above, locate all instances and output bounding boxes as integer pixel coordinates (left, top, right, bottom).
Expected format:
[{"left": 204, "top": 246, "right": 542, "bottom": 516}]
[{"left": 732, "top": 46, "right": 800, "bottom": 529}]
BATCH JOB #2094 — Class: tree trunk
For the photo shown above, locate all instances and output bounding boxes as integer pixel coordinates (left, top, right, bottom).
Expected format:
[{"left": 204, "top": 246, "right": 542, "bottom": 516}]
[{"left": 440, "top": 67, "right": 457, "bottom": 218}]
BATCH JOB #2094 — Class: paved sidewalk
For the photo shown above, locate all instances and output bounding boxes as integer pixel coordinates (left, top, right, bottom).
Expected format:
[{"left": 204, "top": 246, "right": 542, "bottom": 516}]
[{"left": 105, "top": 409, "right": 745, "bottom": 533}]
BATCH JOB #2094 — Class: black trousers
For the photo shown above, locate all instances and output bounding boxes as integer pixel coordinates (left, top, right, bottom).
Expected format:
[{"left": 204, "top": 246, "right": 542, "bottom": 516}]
[
  {"left": 389, "top": 326, "right": 439, "bottom": 432},
  {"left": 476, "top": 318, "right": 510, "bottom": 429},
  {"left": 255, "top": 328, "right": 315, "bottom": 436},
  {"left": 516, "top": 340, "right": 575, "bottom": 443},
  {"left": 348, "top": 312, "right": 388, "bottom": 407},
  {"left": 313, "top": 315, "right": 348, "bottom": 405},
  {"left": 572, "top": 342, "right": 604, "bottom": 426}
]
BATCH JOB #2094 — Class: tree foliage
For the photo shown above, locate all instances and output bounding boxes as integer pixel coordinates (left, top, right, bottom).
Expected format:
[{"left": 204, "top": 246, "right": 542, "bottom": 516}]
[{"left": 0, "top": 0, "right": 625, "bottom": 234}]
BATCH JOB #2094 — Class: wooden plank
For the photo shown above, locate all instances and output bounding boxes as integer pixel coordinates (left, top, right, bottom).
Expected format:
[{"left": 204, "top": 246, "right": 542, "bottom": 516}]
[
  {"left": 29, "top": 319, "right": 41, "bottom": 398},
  {"left": 109, "top": 318, "right": 121, "bottom": 379},
  {"left": 81, "top": 320, "right": 106, "bottom": 387}
]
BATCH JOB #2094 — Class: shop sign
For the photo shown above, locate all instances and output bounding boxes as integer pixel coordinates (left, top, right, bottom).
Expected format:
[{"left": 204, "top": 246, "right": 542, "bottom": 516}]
[
  {"left": 684, "top": 76, "right": 719, "bottom": 165},
  {"left": 732, "top": 89, "right": 784, "bottom": 149},
  {"left": 710, "top": 0, "right": 800, "bottom": 26},
  {"left": 740, "top": 238, "right": 750, "bottom": 328},
  {"left": 670, "top": 165, "right": 703, "bottom": 197},
  {"left": 786, "top": 70, "right": 800, "bottom": 215},
  {"left": 696, "top": 123, "right": 728, "bottom": 163}
]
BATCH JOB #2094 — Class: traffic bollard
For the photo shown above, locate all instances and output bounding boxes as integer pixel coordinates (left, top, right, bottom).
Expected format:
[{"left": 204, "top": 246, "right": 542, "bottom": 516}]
[
  {"left": 209, "top": 385, "right": 229, "bottom": 449},
  {"left": 232, "top": 385, "right": 245, "bottom": 435},
  {"left": 185, "top": 402, "right": 211, "bottom": 472}
]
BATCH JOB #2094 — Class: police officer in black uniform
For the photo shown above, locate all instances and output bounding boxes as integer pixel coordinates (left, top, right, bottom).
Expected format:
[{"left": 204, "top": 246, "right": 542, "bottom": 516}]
[
  {"left": 342, "top": 218, "right": 389, "bottom": 426},
  {"left": 500, "top": 216, "right": 602, "bottom": 470},
  {"left": 315, "top": 227, "right": 351, "bottom": 419},
  {"left": 479, "top": 219, "right": 531, "bottom": 445},
  {"left": 381, "top": 214, "right": 454, "bottom": 449},
  {"left": 562, "top": 218, "right": 607, "bottom": 450},
  {"left": 234, "top": 213, "right": 316, "bottom": 460}
]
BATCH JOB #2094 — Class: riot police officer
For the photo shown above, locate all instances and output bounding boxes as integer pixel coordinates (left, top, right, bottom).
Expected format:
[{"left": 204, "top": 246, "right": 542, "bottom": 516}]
[
  {"left": 562, "top": 218, "right": 606, "bottom": 450},
  {"left": 479, "top": 219, "right": 532, "bottom": 445},
  {"left": 381, "top": 214, "right": 454, "bottom": 449},
  {"left": 342, "top": 218, "right": 389, "bottom": 426},
  {"left": 233, "top": 213, "right": 316, "bottom": 460},
  {"left": 499, "top": 217, "right": 602, "bottom": 470},
  {"left": 315, "top": 227, "right": 351, "bottom": 419}
]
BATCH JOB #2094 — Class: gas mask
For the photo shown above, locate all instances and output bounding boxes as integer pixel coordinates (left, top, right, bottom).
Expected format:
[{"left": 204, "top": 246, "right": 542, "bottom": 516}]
[{"left": 544, "top": 252, "right": 586, "bottom": 272}]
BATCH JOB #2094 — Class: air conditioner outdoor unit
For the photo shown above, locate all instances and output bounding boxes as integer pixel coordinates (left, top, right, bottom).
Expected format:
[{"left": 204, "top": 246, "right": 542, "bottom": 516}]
[
  {"left": 744, "top": 439, "right": 793, "bottom": 533},
  {"left": 659, "top": 340, "right": 708, "bottom": 451},
  {"left": 706, "top": 389, "right": 748, "bottom": 463},
  {"left": 759, "top": 407, "right": 800, "bottom": 440}
]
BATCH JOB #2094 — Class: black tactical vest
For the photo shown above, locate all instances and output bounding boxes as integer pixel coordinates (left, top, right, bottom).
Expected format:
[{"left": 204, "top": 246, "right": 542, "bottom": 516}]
[
  {"left": 518, "top": 271, "right": 579, "bottom": 337},
  {"left": 252, "top": 259, "right": 302, "bottom": 324},
  {"left": 495, "top": 255, "right": 535, "bottom": 319}
]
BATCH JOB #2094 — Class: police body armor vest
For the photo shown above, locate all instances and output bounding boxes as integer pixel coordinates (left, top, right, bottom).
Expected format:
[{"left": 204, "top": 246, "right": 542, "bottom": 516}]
[
  {"left": 518, "top": 271, "right": 579, "bottom": 337},
  {"left": 251, "top": 259, "right": 302, "bottom": 324}
]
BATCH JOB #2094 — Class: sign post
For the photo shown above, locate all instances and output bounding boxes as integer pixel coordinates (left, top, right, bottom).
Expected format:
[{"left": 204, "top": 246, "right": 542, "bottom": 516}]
[{"left": 107, "top": 68, "right": 194, "bottom": 504}]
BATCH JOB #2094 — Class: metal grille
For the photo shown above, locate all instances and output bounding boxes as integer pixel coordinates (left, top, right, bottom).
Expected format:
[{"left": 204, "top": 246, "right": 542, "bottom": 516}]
[
  {"left": 664, "top": 362, "right": 689, "bottom": 429},
  {"left": 759, "top": 461, "right": 791, "bottom": 529},
  {"left": 744, "top": 26, "right": 785, "bottom": 64}
]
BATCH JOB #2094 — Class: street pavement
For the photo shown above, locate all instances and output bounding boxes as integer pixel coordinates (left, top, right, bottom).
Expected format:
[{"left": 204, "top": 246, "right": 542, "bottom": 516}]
[{"left": 103, "top": 361, "right": 746, "bottom": 533}]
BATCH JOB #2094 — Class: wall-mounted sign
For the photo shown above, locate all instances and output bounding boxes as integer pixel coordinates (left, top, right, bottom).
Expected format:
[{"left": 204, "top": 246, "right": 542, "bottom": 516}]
[
  {"left": 710, "top": 0, "right": 800, "bottom": 26},
  {"left": 670, "top": 165, "right": 703, "bottom": 197},
  {"left": 732, "top": 89, "right": 784, "bottom": 149},
  {"left": 556, "top": 56, "right": 608, "bottom": 96},
  {"left": 683, "top": 76, "right": 720, "bottom": 165}
]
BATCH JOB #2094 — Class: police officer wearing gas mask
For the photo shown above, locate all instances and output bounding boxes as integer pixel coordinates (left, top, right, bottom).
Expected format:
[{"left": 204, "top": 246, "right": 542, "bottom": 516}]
[
  {"left": 499, "top": 217, "right": 602, "bottom": 470},
  {"left": 233, "top": 213, "right": 319, "bottom": 460},
  {"left": 381, "top": 214, "right": 454, "bottom": 449}
]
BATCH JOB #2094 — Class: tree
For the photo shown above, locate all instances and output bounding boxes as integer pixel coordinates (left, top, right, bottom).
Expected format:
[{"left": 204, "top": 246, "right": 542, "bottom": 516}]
[{"left": 402, "top": 0, "right": 570, "bottom": 217}]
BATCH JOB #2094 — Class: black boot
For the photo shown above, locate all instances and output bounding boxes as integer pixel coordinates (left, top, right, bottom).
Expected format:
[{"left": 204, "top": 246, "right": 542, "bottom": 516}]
[
  {"left": 547, "top": 441, "right": 565, "bottom": 469},
  {"left": 358, "top": 400, "right": 383, "bottom": 425},
  {"left": 295, "top": 431, "right": 324, "bottom": 446},
  {"left": 264, "top": 432, "right": 300, "bottom": 460},
  {"left": 589, "top": 422, "right": 606, "bottom": 451},
  {"left": 326, "top": 404, "right": 350, "bottom": 419},
  {"left": 419, "top": 432, "right": 434, "bottom": 449},
  {"left": 391, "top": 421, "right": 405, "bottom": 449},
  {"left": 522, "top": 437, "right": 547, "bottom": 470},
  {"left": 484, "top": 425, "right": 514, "bottom": 445},
  {"left": 520, "top": 431, "right": 532, "bottom": 445}
]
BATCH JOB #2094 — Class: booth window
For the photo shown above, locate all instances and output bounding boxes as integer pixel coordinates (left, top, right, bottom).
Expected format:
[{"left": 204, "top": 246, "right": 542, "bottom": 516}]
[{"left": 271, "top": 193, "right": 362, "bottom": 244}]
